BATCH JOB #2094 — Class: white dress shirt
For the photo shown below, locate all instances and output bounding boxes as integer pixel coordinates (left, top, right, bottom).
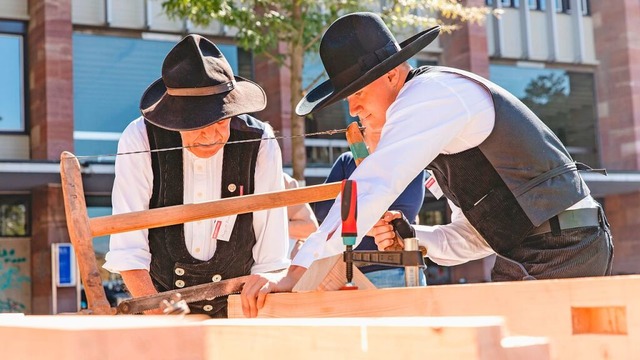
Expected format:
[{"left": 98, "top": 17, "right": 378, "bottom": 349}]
[
  {"left": 103, "top": 117, "right": 291, "bottom": 274},
  {"left": 293, "top": 70, "right": 596, "bottom": 268}
]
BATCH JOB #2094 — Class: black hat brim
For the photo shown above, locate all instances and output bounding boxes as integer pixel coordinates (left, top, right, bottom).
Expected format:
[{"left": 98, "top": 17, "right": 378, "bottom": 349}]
[
  {"left": 140, "top": 76, "right": 267, "bottom": 131},
  {"left": 296, "top": 26, "right": 440, "bottom": 116}
]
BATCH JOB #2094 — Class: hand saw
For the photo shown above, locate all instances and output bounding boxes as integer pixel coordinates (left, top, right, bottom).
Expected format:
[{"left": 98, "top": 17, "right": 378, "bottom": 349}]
[{"left": 116, "top": 275, "right": 250, "bottom": 315}]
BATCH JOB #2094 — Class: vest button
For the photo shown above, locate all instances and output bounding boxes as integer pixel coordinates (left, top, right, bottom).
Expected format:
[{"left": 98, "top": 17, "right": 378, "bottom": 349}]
[
  {"left": 227, "top": 183, "right": 237, "bottom": 192},
  {"left": 175, "top": 280, "right": 185, "bottom": 288},
  {"left": 203, "top": 305, "right": 213, "bottom": 312},
  {"left": 174, "top": 268, "right": 185, "bottom": 276},
  {"left": 211, "top": 274, "right": 222, "bottom": 282}
]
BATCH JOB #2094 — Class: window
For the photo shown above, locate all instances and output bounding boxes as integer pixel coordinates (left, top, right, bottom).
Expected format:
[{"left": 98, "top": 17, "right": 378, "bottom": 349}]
[
  {"left": 73, "top": 34, "right": 240, "bottom": 158},
  {"left": 0, "top": 21, "right": 26, "bottom": 133},
  {"left": 0, "top": 196, "right": 30, "bottom": 237},
  {"left": 556, "top": 0, "right": 591, "bottom": 15},
  {"left": 489, "top": 64, "right": 599, "bottom": 166},
  {"left": 486, "top": 0, "right": 590, "bottom": 13}
]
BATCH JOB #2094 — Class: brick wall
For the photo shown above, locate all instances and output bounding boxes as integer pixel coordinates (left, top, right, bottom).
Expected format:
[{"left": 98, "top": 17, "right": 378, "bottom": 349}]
[
  {"left": 253, "top": 43, "right": 292, "bottom": 164},
  {"left": 592, "top": 0, "right": 640, "bottom": 275},
  {"left": 439, "top": 0, "right": 490, "bottom": 78},
  {"left": 28, "top": 0, "right": 74, "bottom": 160}
]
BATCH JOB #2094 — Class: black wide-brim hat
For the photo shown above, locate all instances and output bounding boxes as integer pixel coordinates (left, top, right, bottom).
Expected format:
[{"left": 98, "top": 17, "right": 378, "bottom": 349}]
[
  {"left": 296, "top": 12, "right": 440, "bottom": 116},
  {"left": 140, "top": 34, "right": 267, "bottom": 131}
]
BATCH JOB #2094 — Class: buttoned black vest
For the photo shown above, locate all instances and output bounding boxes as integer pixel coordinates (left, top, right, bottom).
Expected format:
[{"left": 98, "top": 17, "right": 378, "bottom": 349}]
[
  {"left": 145, "top": 114, "right": 264, "bottom": 317},
  {"left": 412, "top": 66, "right": 591, "bottom": 255}
]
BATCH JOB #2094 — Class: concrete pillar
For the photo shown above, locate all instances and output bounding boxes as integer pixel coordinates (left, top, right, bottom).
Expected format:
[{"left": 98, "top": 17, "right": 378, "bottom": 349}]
[
  {"left": 28, "top": 0, "right": 74, "bottom": 160},
  {"left": 591, "top": 0, "right": 640, "bottom": 275}
]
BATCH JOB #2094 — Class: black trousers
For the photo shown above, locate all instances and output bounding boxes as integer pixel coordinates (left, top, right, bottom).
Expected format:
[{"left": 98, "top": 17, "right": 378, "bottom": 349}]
[{"left": 491, "top": 207, "right": 614, "bottom": 281}]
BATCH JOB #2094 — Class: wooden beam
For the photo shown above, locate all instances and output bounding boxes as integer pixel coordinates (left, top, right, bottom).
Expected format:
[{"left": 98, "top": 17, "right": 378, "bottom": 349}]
[
  {"left": 0, "top": 315, "right": 550, "bottom": 359},
  {"left": 227, "top": 275, "right": 640, "bottom": 360},
  {"left": 59, "top": 152, "right": 112, "bottom": 315},
  {"left": 204, "top": 317, "right": 549, "bottom": 360},
  {"left": 88, "top": 181, "right": 341, "bottom": 237}
]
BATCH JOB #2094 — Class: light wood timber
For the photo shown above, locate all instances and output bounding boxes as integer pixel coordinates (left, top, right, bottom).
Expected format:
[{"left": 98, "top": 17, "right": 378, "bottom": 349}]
[
  {"left": 59, "top": 152, "right": 112, "bottom": 315},
  {"left": 228, "top": 274, "right": 640, "bottom": 360},
  {"left": 203, "top": 317, "right": 550, "bottom": 360},
  {"left": 0, "top": 315, "right": 550, "bottom": 359},
  {"left": 0, "top": 315, "right": 206, "bottom": 359},
  {"left": 88, "top": 178, "right": 341, "bottom": 237},
  {"left": 292, "top": 254, "right": 376, "bottom": 292}
]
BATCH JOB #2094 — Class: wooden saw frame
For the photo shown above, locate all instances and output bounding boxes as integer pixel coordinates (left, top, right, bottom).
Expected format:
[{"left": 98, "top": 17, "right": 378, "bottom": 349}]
[{"left": 59, "top": 151, "right": 346, "bottom": 314}]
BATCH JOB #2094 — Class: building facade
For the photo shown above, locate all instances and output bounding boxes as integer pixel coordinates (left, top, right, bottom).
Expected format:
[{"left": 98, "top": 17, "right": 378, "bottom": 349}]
[{"left": 0, "top": 0, "right": 639, "bottom": 313}]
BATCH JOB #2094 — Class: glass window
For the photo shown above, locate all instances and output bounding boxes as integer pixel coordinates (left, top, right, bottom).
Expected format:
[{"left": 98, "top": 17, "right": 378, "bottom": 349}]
[
  {"left": 558, "top": 0, "right": 591, "bottom": 14},
  {"left": 489, "top": 64, "right": 599, "bottom": 166},
  {"left": 529, "top": 0, "right": 544, "bottom": 10},
  {"left": 0, "top": 196, "right": 30, "bottom": 237},
  {"left": 73, "top": 34, "right": 239, "bottom": 158},
  {"left": 488, "top": 0, "right": 518, "bottom": 7},
  {"left": 0, "top": 33, "right": 25, "bottom": 132},
  {"left": 488, "top": 0, "right": 588, "bottom": 12}
]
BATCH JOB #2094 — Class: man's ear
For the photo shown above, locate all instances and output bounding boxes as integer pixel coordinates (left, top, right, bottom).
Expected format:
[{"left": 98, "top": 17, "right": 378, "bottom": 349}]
[{"left": 386, "top": 67, "right": 402, "bottom": 90}]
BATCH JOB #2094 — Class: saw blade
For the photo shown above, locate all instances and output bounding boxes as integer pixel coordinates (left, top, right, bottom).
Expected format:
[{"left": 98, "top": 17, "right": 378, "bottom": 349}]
[{"left": 116, "top": 275, "right": 251, "bottom": 315}]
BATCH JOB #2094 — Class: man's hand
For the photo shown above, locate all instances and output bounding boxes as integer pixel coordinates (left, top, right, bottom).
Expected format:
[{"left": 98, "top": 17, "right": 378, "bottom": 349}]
[
  {"left": 370, "top": 211, "right": 403, "bottom": 250},
  {"left": 120, "top": 269, "right": 165, "bottom": 315},
  {"left": 240, "top": 265, "right": 307, "bottom": 318}
]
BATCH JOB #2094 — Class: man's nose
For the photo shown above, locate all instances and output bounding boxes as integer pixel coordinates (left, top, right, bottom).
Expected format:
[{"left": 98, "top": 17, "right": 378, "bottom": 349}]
[{"left": 347, "top": 98, "right": 360, "bottom": 118}]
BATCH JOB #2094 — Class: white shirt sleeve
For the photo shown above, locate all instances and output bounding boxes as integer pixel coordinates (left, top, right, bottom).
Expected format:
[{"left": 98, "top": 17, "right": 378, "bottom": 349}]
[
  {"left": 250, "top": 124, "right": 291, "bottom": 273},
  {"left": 103, "top": 118, "right": 154, "bottom": 272},
  {"left": 414, "top": 199, "right": 495, "bottom": 266},
  {"left": 292, "top": 71, "right": 496, "bottom": 268}
]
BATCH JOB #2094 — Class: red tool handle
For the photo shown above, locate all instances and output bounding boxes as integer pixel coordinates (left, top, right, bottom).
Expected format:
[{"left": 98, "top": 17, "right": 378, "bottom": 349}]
[{"left": 341, "top": 180, "right": 358, "bottom": 241}]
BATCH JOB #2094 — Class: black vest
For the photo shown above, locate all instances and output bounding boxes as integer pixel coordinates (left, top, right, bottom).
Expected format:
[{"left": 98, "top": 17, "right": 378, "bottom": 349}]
[
  {"left": 145, "top": 115, "right": 264, "bottom": 317},
  {"left": 412, "top": 66, "right": 590, "bottom": 255}
]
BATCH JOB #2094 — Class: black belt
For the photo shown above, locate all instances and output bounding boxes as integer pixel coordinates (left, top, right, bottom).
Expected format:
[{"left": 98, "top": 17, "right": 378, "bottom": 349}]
[{"left": 528, "top": 208, "right": 600, "bottom": 236}]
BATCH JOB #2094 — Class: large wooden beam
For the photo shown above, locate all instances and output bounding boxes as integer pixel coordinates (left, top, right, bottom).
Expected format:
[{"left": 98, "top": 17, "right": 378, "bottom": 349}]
[
  {"left": 227, "top": 275, "right": 640, "bottom": 360},
  {"left": 0, "top": 315, "right": 549, "bottom": 359},
  {"left": 88, "top": 180, "right": 341, "bottom": 237}
]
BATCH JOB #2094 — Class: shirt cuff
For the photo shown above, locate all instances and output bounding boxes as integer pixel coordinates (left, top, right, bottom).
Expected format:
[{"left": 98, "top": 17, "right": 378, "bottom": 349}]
[
  {"left": 251, "top": 259, "right": 291, "bottom": 274},
  {"left": 102, "top": 248, "right": 152, "bottom": 273}
]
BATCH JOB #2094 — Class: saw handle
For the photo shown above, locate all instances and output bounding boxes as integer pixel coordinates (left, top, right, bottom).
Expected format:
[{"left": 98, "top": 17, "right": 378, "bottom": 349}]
[{"left": 345, "top": 122, "right": 369, "bottom": 166}]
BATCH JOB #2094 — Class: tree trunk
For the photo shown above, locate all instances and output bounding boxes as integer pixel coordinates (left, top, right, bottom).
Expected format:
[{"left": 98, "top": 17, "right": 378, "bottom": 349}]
[{"left": 290, "top": 4, "right": 306, "bottom": 184}]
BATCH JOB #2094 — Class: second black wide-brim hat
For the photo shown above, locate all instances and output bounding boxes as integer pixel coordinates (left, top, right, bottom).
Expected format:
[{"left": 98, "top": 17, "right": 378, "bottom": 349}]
[
  {"left": 140, "top": 34, "right": 267, "bottom": 131},
  {"left": 296, "top": 12, "right": 440, "bottom": 116}
]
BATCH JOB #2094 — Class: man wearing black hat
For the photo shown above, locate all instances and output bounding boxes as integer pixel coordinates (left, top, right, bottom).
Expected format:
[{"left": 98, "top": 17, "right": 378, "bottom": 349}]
[
  {"left": 103, "top": 34, "right": 290, "bottom": 317},
  {"left": 240, "top": 12, "right": 613, "bottom": 317}
]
